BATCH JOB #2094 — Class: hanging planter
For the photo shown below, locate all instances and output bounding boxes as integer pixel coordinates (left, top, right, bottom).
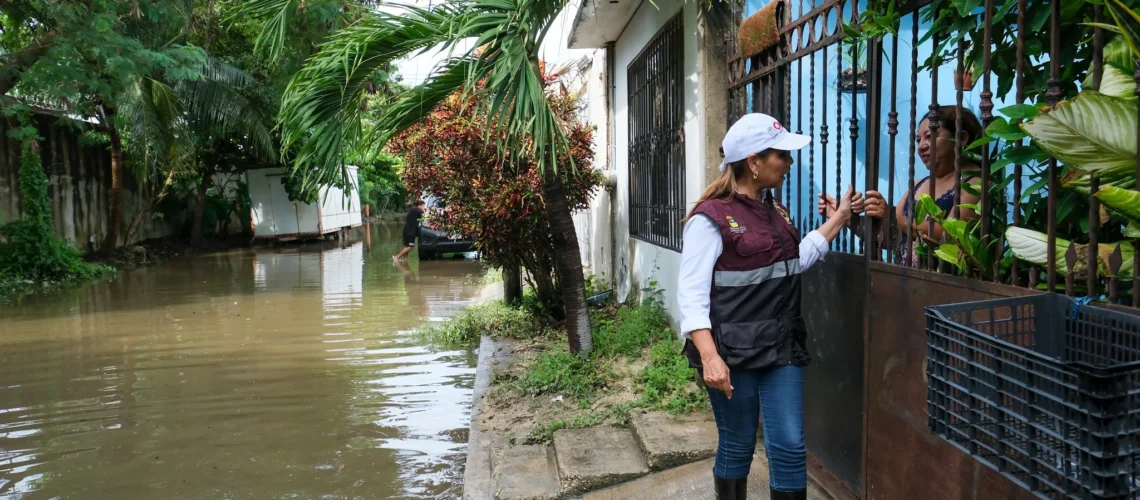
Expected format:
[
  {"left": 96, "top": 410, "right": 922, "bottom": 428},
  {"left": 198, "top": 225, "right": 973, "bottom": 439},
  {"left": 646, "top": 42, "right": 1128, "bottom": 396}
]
[
  {"left": 839, "top": 67, "right": 869, "bottom": 93},
  {"left": 955, "top": 63, "right": 978, "bottom": 91},
  {"left": 737, "top": 0, "right": 787, "bottom": 59}
]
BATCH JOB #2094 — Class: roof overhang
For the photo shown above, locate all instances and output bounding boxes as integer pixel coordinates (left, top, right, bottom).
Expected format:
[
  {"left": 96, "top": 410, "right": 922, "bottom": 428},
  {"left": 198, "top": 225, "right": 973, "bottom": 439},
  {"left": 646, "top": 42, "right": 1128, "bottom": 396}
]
[{"left": 566, "top": 0, "right": 644, "bottom": 49}]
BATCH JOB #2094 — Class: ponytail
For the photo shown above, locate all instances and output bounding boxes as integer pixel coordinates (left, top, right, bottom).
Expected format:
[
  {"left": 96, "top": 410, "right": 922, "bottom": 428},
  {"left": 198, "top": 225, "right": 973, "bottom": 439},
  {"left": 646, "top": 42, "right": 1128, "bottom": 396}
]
[{"left": 686, "top": 151, "right": 749, "bottom": 221}]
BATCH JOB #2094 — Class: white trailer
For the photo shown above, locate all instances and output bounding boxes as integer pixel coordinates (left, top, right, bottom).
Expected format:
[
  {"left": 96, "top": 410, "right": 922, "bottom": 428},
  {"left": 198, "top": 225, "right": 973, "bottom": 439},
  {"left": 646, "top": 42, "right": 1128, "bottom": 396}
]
[{"left": 247, "top": 166, "right": 362, "bottom": 240}]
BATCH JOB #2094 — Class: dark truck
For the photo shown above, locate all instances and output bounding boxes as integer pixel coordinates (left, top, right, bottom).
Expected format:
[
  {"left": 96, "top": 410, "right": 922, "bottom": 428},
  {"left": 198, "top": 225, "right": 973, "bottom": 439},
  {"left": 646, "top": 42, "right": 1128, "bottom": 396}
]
[{"left": 418, "top": 195, "right": 475, "bottom": 260}]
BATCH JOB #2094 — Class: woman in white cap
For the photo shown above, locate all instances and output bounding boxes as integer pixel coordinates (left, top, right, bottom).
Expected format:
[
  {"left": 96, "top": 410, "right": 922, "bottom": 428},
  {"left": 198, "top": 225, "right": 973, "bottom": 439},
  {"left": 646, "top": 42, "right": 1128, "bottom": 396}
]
[{"left": 677, "top": 113, "right": 858, "bottom": 500}]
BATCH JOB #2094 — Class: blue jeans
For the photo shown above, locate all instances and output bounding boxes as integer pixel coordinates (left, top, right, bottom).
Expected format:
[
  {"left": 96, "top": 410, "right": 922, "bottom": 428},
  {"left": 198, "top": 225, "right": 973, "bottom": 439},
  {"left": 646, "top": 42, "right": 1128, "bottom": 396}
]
[{"left": 705, "top": 365, "right": 806, "bottom": 490}]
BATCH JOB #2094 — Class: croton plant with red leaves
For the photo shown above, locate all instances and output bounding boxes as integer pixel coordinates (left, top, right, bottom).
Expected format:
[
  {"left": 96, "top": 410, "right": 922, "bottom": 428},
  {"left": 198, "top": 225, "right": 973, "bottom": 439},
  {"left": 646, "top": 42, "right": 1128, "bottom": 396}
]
[{"left": 390, "top": 69, "right": 603, "bottom": 295}]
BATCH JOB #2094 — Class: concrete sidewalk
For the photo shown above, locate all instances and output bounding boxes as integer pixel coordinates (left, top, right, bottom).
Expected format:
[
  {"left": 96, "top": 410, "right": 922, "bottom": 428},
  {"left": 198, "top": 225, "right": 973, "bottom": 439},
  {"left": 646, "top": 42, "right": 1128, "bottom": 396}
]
[{"left": 581, "top": 456, "right": 830, "bottom": 500}]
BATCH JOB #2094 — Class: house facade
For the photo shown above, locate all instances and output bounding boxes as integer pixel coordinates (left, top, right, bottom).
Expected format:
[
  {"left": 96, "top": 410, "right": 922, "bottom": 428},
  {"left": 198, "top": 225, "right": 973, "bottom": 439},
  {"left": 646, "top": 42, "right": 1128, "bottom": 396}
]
[
  {"left": 559, "top": 1, "right": 1133, "bottom": 499},
  {"left": 566, "top": 0, "right": 731, "bottom": 325}
]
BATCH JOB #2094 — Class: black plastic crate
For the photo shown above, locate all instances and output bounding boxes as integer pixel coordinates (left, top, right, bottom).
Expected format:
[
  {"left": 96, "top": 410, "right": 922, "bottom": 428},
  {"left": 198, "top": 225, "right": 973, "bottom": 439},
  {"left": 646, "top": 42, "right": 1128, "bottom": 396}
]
[{"left": 926, "top": 294, "right": 1140, "bottom": 500}]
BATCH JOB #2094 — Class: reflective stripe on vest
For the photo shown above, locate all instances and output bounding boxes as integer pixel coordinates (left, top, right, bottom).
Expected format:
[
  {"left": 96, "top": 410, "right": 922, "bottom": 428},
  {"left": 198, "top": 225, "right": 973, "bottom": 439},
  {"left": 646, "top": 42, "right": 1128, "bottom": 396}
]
[{"left": 713, "top": 258, "right": 802, "bottom": 287}]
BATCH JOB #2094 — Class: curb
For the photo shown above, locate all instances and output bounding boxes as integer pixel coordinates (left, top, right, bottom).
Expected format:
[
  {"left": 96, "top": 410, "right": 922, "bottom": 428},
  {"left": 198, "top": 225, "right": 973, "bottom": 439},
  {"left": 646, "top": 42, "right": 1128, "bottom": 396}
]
[{"left": 462, "top": 334, "right": 496, "bottom": 500}]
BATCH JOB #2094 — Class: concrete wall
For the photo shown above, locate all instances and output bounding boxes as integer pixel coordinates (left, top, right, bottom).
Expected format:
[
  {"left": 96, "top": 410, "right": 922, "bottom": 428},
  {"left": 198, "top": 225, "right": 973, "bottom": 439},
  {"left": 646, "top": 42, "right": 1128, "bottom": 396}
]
[
  {"left": 575, "top": 0, "right": 727, "bottom": 329},
  {"left": 0, "top": 115, "right": 174, "bottom": 253}
]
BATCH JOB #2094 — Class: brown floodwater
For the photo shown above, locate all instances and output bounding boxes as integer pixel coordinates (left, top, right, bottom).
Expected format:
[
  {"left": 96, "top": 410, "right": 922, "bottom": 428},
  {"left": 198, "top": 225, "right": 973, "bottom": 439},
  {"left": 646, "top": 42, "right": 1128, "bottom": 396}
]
[{"left": 0, "top": 223, "right": 486, "bottom": 499}]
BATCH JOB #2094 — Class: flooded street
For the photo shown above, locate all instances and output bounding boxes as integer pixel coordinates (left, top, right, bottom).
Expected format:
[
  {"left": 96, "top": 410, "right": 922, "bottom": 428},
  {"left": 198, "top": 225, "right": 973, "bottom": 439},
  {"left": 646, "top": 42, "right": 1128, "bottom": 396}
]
[{"left": 0, "top": 223, "right": 485, "bottom": 499}]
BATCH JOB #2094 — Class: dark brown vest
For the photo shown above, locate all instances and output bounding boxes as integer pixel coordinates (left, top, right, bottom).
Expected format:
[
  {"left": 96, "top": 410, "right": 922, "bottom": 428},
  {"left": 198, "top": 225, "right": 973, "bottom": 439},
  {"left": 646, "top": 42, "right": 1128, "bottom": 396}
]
[{"left": 683, "top": 192, "right": 811, "bottom": 370}]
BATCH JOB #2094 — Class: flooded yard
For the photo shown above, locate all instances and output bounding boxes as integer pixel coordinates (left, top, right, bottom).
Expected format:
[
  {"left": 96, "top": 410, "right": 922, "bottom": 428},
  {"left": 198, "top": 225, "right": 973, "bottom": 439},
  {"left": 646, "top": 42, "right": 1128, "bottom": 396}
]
[{"left": 0, "top": 224, "right": 485, "bottom": 499}]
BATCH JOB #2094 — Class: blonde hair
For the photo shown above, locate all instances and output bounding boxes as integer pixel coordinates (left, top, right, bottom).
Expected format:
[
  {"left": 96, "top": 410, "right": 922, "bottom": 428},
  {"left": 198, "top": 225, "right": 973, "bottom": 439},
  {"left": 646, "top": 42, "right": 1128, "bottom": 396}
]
[{"left": 686, "top": 153, "right": 752, "bottom": 220}]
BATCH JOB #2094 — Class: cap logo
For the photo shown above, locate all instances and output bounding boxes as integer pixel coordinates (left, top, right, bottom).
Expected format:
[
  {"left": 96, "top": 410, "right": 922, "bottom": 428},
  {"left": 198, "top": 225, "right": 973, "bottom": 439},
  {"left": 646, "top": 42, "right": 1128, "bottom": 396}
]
[{"left": 773, "top": 121, "right": 782, "bottom": 130}]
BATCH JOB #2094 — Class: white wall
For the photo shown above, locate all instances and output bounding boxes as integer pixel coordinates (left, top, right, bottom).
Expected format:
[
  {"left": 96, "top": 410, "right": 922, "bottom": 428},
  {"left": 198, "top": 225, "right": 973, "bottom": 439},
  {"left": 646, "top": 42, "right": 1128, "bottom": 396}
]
[
  {"left": 576, "top": 49, "right": 613, "bottom": 282},
  {"left": 608, "top": 0, "right": 705, "bottom": 326}
]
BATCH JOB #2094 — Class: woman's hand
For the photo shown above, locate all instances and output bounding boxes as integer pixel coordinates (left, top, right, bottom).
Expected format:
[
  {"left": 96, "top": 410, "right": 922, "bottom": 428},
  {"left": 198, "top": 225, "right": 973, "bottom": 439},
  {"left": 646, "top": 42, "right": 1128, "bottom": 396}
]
[
  {"left": 817, "top": 193, "right": 837, "bottom": 219},
  {"left": 702, "top": 354, "right": 733, "bottom": 399},
  {"left": 817, "top": 188, "right": 861, "bottom": 223},
  {"left": 835, "top": 186, "right": 858, "bottom": 220},
  {"left": 689, "top": 329, "right": 731, "bottom": 398},
  {"left": 863, "top": 191, "right": 889, "bottom": 219}
]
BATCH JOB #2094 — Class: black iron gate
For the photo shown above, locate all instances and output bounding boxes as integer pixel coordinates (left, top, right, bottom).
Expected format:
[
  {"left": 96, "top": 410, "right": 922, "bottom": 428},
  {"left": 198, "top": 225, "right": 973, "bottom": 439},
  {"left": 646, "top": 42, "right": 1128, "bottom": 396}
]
[{"left": 726, "top": 0, "right": 1140, "bottom": 497}]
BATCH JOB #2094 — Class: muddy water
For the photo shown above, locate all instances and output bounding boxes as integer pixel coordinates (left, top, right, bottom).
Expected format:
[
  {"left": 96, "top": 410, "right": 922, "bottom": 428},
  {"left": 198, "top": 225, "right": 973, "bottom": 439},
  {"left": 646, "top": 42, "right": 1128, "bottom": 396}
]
[{"left": 0, "top": 224, "right": 485, "bottom": 499}]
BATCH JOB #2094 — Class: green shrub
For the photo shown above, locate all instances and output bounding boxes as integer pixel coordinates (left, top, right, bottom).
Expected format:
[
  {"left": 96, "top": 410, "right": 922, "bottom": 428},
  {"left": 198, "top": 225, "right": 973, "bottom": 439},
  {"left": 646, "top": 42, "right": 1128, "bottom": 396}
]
[
  {"left": 416, "top": 300, "right": 552, "bottom": 347},
  {"left": 639, "top": 340, "right": 708, "bottom": 414}
]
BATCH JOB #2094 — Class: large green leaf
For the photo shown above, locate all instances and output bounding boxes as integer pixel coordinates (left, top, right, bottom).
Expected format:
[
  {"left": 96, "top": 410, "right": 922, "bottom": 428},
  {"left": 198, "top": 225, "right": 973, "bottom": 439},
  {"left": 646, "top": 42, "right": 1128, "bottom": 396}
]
[
  {"left": 1005, "top": 226, "right": 1136, "bottom": 278},
  {"left": 1020, "top": 91, "right": 1137, "bottom": 175},
  {"left": 1105, "top": 35, "right": 1138, "bottom": 74},
  {"left": 1082, "top": 63, "right": 1138, "bottom": 99},
  {"left": 1095, "top": 185, "right": 1140, "bottom": 220},
  {"left": 1006, "top": 227, "right": 1072, "bottom": 274}
]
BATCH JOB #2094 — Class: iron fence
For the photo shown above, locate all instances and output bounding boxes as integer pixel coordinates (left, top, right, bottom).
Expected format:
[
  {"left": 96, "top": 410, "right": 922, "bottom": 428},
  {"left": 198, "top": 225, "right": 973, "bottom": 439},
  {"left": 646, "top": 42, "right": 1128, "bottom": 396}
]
[
  {"left": 629, "top": 13, "right": 687, "bottom": 251},
  {"left": 728, "top": 0, "right": 1140, "bottom": 306}
]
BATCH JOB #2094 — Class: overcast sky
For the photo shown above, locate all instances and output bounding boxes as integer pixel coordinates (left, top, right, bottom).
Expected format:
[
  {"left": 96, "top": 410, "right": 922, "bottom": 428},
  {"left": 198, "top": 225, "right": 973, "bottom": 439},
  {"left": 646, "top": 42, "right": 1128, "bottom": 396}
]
[{"left": 389, "top": 0, "right": 591, "bottom": 85}]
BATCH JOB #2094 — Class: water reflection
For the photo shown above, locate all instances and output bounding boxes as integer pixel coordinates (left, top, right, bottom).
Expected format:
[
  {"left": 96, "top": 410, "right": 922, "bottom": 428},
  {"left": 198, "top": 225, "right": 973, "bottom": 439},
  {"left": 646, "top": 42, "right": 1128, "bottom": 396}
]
[{"left": 0, "top": 224, "right": 484, "bottom": 499}]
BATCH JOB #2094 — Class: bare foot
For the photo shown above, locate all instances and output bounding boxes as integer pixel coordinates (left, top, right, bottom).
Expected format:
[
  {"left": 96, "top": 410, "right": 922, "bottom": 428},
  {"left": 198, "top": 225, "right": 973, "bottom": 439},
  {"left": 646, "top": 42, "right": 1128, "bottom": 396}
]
[{"left": 392, "top": 256, "right": 400, "bottom": 264}]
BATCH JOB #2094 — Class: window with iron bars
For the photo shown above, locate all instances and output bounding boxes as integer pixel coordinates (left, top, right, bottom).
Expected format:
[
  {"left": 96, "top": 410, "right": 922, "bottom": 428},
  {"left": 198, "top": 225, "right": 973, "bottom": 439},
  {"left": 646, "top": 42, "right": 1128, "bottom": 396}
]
[{"left": 628, "top": 14, "right": 685, "bottom": 252}]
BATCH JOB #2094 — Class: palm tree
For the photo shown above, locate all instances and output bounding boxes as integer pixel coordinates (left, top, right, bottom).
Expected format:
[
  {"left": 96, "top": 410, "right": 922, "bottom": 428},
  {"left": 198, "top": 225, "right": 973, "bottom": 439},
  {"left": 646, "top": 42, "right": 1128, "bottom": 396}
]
[
  {"left": 119, "top": 59, "right": 276, "bottom": 245},
  {"left": 267, "top": 0, "right": 594, "bottom": 358}
]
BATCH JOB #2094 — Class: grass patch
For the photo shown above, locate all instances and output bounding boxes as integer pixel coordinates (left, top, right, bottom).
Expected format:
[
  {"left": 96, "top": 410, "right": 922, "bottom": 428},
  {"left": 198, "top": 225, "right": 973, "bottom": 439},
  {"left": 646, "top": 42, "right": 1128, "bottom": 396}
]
[
  {"left": 524, "top": 402, "right": 639, "bottom": 444},
  {"left": 491, "top": 293, "right": 708, "bottom": 444},
  {"left": 416, "top": 300, "right": 554, "bottom": 348},
  {"left": 482, "top": 267, "right": 503, "bottom": 284},
  {"left": 505, "top": 296, "right": 705, "bottom": 413},
  {"left": 511, "top": 347, "right": 613, "bottom": 400},
  {"left": 462, "top": 283, "right": 709, "bottom": 445},
  {"left": 593, "top": 299, "right": 673, "bottom": 358},
  {"left": 639, "top": 339, "right": 708, "bottom": 414}
]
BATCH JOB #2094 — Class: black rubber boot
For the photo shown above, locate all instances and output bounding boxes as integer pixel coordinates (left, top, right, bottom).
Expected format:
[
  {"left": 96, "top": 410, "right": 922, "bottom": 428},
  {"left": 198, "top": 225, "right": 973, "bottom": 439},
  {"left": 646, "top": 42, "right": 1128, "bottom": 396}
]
[
  {"left": 770, "top": 488, "right": 806, "bottom": 500},
  {"left": 734, "top": 476, "right": 748, "bottom": 499},
  {"left": 714, "top": 476, "right": 738, "bottom": 500}
]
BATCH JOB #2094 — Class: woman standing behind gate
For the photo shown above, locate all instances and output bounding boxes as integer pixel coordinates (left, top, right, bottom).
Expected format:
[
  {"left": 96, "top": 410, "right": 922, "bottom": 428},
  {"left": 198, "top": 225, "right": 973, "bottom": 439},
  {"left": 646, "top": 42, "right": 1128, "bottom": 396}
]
[{"left": 677, "top": 113, "right": 858, "bottom": 500}]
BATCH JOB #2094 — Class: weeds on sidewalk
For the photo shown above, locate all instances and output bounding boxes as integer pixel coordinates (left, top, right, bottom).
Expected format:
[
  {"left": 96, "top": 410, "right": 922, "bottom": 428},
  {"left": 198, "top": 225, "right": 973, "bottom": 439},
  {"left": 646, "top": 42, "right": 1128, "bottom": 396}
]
[{"left": 418, "top": 279, "right": 709, "bottom": 444}]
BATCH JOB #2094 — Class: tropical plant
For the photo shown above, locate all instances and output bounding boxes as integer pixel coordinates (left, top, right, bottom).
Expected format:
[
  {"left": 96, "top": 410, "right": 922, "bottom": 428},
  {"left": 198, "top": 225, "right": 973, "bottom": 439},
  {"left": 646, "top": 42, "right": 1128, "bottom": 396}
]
[
  {"left": 273, "top": 0, "right": 598, "bottom": 358},
  {"left": 391, "top": 70, "right": 602, "bottom": 315},
  {"left": 353, "top": 152, "right": 406, "bottom": 215}
]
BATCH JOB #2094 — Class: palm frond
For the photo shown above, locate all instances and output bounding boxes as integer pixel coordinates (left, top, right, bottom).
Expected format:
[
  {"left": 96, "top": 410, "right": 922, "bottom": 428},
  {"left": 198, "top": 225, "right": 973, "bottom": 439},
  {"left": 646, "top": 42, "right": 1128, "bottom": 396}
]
[
  {"left": 280, "top": 0, "right": 576, "bottom": 194},
  {"left": 365, "top": 57, "right": 490, "bottom": 149},
  {"left": 466, "top": 0, "right": 573, "bottom": 173},
  {"left": 279, "top": 4, "right": 475, "bottom": 193},
  {"left": 178, "top": 58, "right": 276, "bottom": 162},
  {"left": 234, "top": 0, "right": 300, "bottom": 61},
  {"left": 123, "top": 77, "right": 183, "bottom": 154}
]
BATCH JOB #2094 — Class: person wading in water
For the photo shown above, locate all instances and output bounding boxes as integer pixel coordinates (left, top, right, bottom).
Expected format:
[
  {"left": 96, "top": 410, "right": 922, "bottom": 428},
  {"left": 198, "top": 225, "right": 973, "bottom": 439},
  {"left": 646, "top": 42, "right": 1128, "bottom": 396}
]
[
  {"left": 677, "top": 113, "right": 859, "bottom": 500},
  {"left": 393, "top": 199, "right": 426, "bottom": 263}
]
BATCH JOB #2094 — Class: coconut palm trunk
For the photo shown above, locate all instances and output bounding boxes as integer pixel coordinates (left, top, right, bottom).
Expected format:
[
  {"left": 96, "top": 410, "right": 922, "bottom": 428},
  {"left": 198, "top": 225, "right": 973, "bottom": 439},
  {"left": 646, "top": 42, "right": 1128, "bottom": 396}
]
[{"left": 542, "top": 167, "right": 591, "bottom": 355}]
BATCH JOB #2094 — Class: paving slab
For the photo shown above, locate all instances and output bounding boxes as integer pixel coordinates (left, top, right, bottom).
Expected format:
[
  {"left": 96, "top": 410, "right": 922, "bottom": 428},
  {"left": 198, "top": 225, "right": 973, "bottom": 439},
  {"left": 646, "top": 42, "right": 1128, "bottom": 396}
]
[
  {"left": 491, "top": 444, "right": 561, "bottom": 500},
  {"left": 552, "top": 426, "right": 650, "bottom": 495},
  {"left": 629, "top": 410, "right": 718, "bottom": 470},
  {"left": 581, "top": 455, "right": 831, "bottom": 500}
]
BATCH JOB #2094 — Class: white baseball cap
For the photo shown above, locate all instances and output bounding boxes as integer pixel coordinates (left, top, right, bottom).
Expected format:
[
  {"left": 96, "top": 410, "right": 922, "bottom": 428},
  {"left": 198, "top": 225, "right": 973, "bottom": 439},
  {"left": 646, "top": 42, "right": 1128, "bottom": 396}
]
[{"left": 719, "top": 113, "right": 811, "bottom": 172}]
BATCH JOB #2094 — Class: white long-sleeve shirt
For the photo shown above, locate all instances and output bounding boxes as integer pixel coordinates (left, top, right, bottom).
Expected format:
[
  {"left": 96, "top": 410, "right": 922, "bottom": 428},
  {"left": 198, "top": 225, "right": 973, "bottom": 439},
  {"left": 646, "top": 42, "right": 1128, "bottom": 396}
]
[{"left": 677, "top": 214, "right": 830, "bottom": 339}]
